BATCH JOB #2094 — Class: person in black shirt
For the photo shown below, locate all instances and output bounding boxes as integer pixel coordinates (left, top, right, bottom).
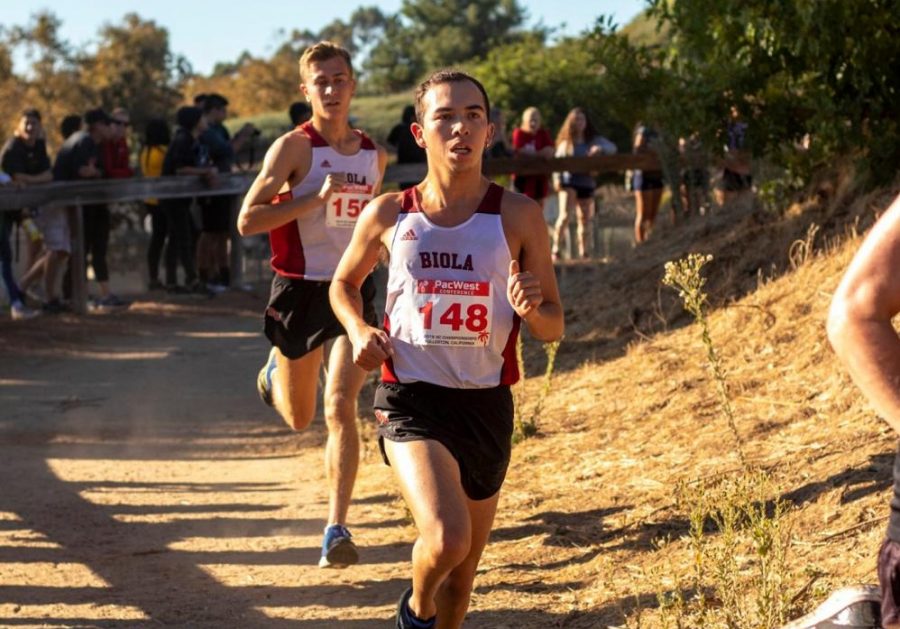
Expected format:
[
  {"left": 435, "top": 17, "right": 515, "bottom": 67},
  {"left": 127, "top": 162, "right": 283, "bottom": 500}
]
[
  {"left": 387, "top": 105, "right": 426, "bottom": 190},
  {"left": 162, "top": 106, "right": 217, "bottom": 293},
  {"left": 53, "top": 108, "right": 113, "bottom": 311},
  {"left": 197, "top": 94, "right": 255, "bottom": 290},
  {"left": 0, "top": 108, "right": 51, "bottom": 318}
]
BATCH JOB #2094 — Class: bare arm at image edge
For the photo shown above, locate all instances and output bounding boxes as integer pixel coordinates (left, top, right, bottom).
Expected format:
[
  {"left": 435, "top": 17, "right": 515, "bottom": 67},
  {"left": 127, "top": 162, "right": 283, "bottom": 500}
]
[{"left": 828, "top": 193, "right": 900, "bottom": 433}]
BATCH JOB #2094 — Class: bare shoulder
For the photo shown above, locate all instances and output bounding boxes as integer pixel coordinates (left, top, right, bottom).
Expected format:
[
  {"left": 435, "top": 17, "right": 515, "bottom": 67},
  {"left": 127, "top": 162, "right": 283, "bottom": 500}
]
[
  {"left": 500, "top": 187, "right": 544, "bottom": 225},
  {"left": 366, "top": 189, "right": 404, "bottom": 224}
]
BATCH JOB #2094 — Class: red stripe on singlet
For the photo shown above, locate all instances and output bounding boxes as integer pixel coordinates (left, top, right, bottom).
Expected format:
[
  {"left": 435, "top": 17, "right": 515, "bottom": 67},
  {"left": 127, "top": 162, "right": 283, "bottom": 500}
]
[
  {"left": 380, "top": 313, "right": 399, "bottom": 383},
  {"left": 499, "top": 314, "right": 522, "bottom": 385},
  {"left": 268, "top": 190, "right": 307, "bottom": 278}
]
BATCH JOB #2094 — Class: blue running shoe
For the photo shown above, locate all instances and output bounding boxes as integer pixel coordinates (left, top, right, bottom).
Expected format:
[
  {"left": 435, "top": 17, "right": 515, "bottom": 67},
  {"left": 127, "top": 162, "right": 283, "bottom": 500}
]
[
  {"left": 256, "top": 347, "right": 277, "bottom": 407},
  {"left": 395, "top": 587, "right": 435, "bottom": 629},
  {"left": 318, "top": 524, "right": 358, "bottom": 568}
]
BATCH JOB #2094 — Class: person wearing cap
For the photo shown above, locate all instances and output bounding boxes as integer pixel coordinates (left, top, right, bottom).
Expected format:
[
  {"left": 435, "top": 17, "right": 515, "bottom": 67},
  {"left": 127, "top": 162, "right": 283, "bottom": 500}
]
[{"left": 160, "top": 105, "right": 217, "bottom": 293}]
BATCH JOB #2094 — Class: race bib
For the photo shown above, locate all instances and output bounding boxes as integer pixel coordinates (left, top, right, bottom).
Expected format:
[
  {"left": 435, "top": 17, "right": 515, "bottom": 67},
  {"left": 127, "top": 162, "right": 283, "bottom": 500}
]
[
  {"left": 411, "top": 279, "right": 493, "bottom": 347},
  {"left": 326, "top": 183, "right": 372, "bottom": 228}
]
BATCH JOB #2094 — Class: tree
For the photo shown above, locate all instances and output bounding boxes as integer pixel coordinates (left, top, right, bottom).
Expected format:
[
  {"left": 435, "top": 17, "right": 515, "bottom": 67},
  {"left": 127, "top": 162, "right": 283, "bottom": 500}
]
[
  {"left": 365, "top": 0, "right": 531, "bottom": 91},
  {"left": 81, "top": 13, "right": 188, "bottom": 131},
  {"left": 4, "top": 11, "right": 87, "bottom": 147}
]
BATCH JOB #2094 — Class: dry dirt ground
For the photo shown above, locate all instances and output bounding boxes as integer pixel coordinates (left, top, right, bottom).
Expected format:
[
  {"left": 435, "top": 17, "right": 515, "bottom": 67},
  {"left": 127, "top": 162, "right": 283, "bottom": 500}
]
[{"left": 2, "top": 181, "right": 900, "bottom": 628}]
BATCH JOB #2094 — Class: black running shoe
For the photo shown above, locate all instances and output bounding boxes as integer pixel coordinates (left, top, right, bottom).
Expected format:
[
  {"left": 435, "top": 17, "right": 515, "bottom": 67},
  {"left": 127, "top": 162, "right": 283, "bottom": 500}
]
[{"left": 395, "top": 586, "right": 435, "bottom": 629}]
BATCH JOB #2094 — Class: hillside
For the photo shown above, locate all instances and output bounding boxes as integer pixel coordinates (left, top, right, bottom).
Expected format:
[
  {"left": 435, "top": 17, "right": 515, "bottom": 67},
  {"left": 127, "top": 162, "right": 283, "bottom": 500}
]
[{"left": 498, "top": 178, "right": 900, "bottom": 625}]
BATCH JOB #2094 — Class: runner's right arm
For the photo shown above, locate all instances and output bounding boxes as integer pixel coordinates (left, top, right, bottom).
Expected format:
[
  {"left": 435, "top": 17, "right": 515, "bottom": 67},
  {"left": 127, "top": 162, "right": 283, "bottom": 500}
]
[
  {"left": 330, "top": 193, "right": 400, "bottom": 371},
  {"left": 828, "top": 193, "right": 900, "bottom": 433},
  {"left": 237, "top": 133, "right": 345, "bottom": 236}
]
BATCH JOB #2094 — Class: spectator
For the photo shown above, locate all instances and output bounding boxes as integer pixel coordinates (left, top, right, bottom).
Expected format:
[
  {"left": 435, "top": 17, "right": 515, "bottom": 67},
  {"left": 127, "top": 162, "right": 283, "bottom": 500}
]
[
  {"left": 80, "top": 107, "right": 133, "bottom": 308},
  {"left": 0, "top": 109, "right": 51, "bottom": 319},
  {"left": 511, "top": 107, "right": 554, "bottom": 204},
  {"left": 161, "top": 105, "right": 216, "bottom": 293},
  {"left": 139, "top": 118, "right": 171, "bottom": 291},
  {"left": 193, "top": 94, "right": 208, "bottom": 109},
  {"left": 486, "top": 106, "right": 512, "bottom": 159},
  {"left": 60, "top": 114, "right": 82, "bottom": 141},
  {"left": 715, "top": 105, "right": 753, "bottom": 206},
  {"left": 386, "top": 104, "right": 426, "bottom": 190},
  {"left": 288, "top": 101, "right": 311, "bottom": 126},
  {"left": 35, "top": 108, "right": 111, "bottom": 312},
  {"left": 198, "top": 93, "right": 255, "bottom": 290},
  {"left": 631, "top": 122, "right": 664, "bottom": 244},
  {"left": 678, "top": 134, "right": 709, "bottom": 220},
  {"left": 552, "top": 107, "right": 616, "bottom": 260}
]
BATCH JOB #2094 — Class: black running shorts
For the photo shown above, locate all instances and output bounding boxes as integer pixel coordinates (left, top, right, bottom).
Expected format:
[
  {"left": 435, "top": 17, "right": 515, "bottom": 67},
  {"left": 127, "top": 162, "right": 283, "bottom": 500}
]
[
  {"left": 264, "top": 273, "right": 377, "bottom": 360},
  {"left": 374, "top": 381, "right": 514, "bottom": 501}
]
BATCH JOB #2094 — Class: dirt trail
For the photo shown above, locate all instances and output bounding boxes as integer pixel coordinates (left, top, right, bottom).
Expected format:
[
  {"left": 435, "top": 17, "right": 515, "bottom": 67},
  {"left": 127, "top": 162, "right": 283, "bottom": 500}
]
[{"left": 0, "top": 294, "right": 422, "bottom": 628}]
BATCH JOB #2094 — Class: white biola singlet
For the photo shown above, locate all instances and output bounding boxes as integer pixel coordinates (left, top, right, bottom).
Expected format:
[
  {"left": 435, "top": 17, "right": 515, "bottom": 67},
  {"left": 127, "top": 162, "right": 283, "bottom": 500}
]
[
  {"left": 381, "top": 183, "right": 521, "bottom": 389},
  {"left": 268, "top": 121, "right": 381, "bottom": 280}
]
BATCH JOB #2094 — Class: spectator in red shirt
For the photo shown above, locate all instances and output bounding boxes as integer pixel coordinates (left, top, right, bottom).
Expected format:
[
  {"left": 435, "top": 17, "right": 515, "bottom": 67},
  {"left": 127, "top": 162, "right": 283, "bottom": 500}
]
[
  {"left": 86, "top": 107, "right": 133, "bottom": 308},
  {"left": 511, "top": 107, "right": 554, "bottom": 204}
]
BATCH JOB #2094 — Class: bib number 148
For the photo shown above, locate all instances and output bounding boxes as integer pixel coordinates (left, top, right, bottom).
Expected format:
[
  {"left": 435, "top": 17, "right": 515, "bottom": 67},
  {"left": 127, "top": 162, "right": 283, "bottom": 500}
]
[{"left": 419, "top": 301, "right": 488, "bottom": 332}]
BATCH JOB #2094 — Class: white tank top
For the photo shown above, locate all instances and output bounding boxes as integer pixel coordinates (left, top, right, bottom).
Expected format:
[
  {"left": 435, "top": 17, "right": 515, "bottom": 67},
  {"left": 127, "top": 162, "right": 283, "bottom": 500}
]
[
  {"left": 381, "top": 184, "right": 521, "bottom": 389},
  {"left": 268, "top": 122, "right": 381, "bottom": 280}
]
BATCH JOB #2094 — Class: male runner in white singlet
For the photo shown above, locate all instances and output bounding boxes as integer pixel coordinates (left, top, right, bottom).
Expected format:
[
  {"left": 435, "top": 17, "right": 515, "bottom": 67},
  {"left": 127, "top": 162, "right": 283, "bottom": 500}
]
[
  {"left": 237, "top": 41, "right": 387, "bottom": 569},
  {"left": 330, "top": 70, "right": 563, "bottom": 628}
]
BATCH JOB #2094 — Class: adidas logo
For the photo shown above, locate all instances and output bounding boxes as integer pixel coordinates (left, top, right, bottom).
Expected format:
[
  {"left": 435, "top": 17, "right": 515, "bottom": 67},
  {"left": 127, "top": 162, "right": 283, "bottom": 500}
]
[
  {"left": 400, "top": 229, "right": 418, "bottom": 241},
  {"left": 320, "top": 159, "right": 332, "bottom": 168}
]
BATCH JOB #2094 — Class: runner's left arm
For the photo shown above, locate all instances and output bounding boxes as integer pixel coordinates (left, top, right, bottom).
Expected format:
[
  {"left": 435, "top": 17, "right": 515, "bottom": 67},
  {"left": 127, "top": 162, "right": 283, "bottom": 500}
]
[{"left": 505, "top": 195, "right": 564, "bottom": 342}]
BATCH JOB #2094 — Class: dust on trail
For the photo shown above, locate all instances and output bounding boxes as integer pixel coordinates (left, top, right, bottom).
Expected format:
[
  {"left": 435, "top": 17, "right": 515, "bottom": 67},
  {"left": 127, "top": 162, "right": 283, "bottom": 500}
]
[{"left": 0, "top": 294, "right": 416, "bottom": 628}]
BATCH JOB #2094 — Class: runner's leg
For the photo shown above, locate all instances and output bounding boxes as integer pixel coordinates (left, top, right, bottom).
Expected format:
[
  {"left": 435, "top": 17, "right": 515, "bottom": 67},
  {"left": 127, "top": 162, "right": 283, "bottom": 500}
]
[
  {"left": 271, "top": 344, "right": 324, "bottom": 430},
  {"left": 435, "top": 491, "right": 500, "bottom": 627},
  {"left": 384, "top": 438, "right": 476, "bottom": 622},
  {"left": 322, "top": 335, "right": 367, "bottom": 526}
]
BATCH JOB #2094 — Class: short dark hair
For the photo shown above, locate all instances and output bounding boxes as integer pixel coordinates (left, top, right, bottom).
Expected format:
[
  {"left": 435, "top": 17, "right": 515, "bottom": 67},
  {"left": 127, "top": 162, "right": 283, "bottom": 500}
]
[
  {"left": 203, "top": 93, "right": 228, "bottom": 113},
  {"left": 299, "top": 41, "right": 353, "bottom": 82},
  {"left": 21, "top": 108, "right": 41, "bottom": 121},
  {"left": 289, "top": 101, "right": 311, "bottom": 126},
  {"left": 414, "top": 70, "right": 490, "bottom": 124},
  {"left": 60, "top": 114, "right": 82, "bottom": 140},
  {"left": 176, "top": 106, "right": 203, "bottom": 131},
  {"left": 193, "top": 93, "right": 208, "bottom": 107},
  {"left": 144, "top": 118, "right": 171, "bottom": 147},
  {"left": 84, "top": 108, "right": 111, "bottom": 126}
]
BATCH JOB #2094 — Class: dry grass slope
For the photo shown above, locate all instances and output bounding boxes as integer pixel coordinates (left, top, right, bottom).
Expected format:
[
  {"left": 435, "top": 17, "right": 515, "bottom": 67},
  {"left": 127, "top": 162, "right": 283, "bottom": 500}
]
[{"left": 493, "top": 176, "right": 900, "bottom": 626}]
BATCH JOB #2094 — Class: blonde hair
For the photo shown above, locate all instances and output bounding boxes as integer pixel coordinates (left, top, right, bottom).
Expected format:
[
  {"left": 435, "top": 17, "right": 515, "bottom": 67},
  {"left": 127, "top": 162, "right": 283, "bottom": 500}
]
[{"left": 299, "top": 41, "right": 353, "bottom": 82}]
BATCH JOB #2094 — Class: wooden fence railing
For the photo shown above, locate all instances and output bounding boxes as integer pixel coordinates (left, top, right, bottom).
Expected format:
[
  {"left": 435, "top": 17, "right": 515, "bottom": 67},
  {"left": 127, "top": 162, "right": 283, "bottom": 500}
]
[{"left": 0, "top": 153, "right": 661, "bottom": 313}]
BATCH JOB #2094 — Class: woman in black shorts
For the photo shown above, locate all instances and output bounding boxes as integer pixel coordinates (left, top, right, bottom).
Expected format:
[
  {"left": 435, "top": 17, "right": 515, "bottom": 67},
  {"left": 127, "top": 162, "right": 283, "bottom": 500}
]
[
  {"left": 632, "top": 122, "right": 665, "bottom": 244},
  {"left": 552, "top": 107, "right": 617, "bottom": 260}
]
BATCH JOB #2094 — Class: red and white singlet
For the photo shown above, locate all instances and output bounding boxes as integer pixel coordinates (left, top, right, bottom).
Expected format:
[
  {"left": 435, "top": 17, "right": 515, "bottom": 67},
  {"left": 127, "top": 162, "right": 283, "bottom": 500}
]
[
  {"left": 382, "top": 183, "right": 521, "bottom": 389},
  {"left": 268, "top": 121, "right": 381, "bottom": 280}
]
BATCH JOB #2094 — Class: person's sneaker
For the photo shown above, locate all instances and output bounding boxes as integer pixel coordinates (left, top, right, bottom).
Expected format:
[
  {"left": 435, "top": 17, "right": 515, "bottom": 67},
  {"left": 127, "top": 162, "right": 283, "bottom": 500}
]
[
  {"left": 206, "top": 282, "right": 228, "bottom": 294},
  {"left": 395, "top": 587, "right": 435, "bottom": 629},
  {"left": 781, "top": 585, "right": 880, "bottom": 628},
  {"left": 10, "top": 301, "right": 39, "bottom": 320},
  {"left": 318, "top": 524, "right": 358, "bottom": 569},
  {"left": 96, "top": 294, "right": 130, "bottom": 308},
  {"left": 256, "top": 347, "right": 277, "bottom": 407},
  {"left": 42, "top": 299, "right": 68, "bottom": 314}
]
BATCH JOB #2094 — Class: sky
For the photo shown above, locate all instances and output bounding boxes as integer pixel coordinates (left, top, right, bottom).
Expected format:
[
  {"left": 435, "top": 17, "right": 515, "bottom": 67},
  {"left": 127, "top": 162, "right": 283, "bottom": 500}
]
[{"left": 4, "top": 0, "right": 647, "bottom": 76}]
